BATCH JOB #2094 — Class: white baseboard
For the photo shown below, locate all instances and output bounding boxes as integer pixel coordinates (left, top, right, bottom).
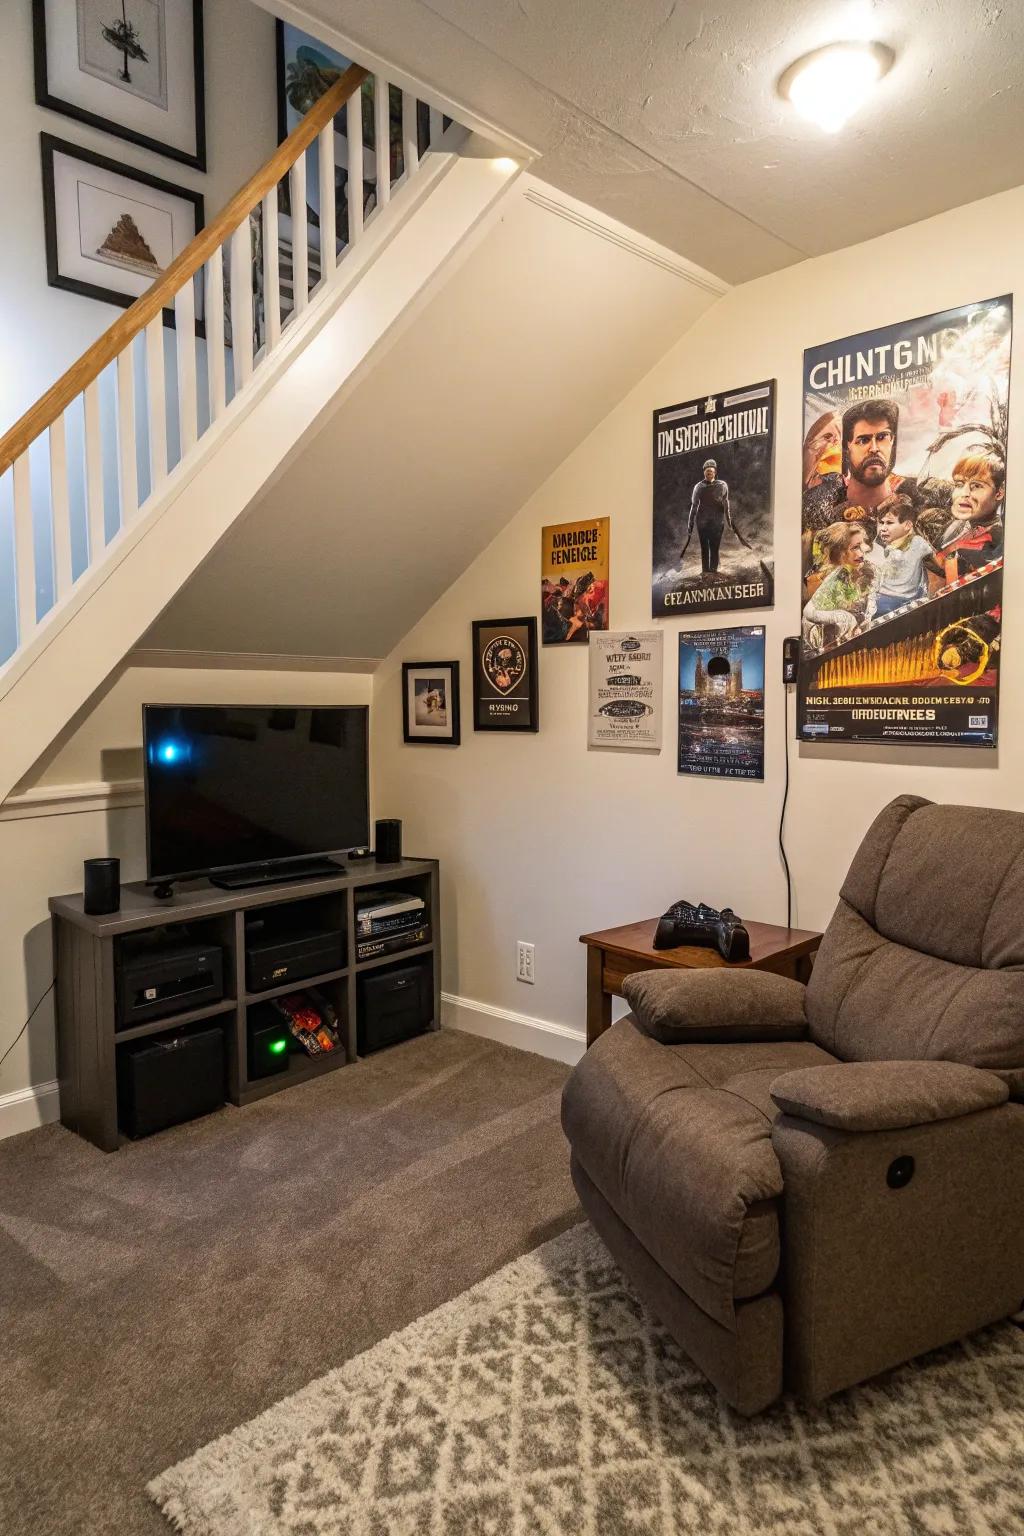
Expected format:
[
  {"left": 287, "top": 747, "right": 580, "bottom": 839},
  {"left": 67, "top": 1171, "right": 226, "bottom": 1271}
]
[
  {"left": 0, "top": 1079, "right": 61, "bottom": 1141},
  {"left": 442, "top": 991, "right": 586, "bottom": 1066}
]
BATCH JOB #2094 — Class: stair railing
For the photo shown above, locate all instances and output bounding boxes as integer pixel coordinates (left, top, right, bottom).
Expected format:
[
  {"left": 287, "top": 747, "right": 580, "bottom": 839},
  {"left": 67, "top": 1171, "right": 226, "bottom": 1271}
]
[{"left": 0, "top": 63, "right": 453, "bottom": 661}]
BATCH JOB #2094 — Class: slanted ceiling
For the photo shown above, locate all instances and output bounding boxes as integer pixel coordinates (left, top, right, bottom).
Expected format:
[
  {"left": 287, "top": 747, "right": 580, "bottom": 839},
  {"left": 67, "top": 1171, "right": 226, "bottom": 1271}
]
[{"left": 144, "top": 178, "right": 724, "bottom": 660}]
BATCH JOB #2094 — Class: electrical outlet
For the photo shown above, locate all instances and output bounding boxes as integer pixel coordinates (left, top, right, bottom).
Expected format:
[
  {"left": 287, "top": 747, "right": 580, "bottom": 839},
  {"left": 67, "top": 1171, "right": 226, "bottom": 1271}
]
[{"left": 516, "top": 941, "right": 535, "bottom": 984}]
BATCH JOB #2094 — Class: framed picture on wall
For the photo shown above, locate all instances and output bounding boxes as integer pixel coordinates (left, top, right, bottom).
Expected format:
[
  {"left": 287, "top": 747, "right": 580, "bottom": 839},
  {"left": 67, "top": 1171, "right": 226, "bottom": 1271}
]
[
  {"left": 471, "top": 618, "right": 539, "bottom": 732},
  {"left": 41, "top": 134, "right": 204, "bottom": 321},
  {"left": 33, "top": 0, "right": 206, "bottom": 170},
  {"left": 402, "top": 661, "right": 461, "bottom": 745}
]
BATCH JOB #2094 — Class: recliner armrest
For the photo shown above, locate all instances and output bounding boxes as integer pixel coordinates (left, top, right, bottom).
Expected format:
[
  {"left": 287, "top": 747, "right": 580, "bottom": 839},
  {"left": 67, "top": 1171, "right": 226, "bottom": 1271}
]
[
  {"left": 622, "top": 968, "right": 807, "bottom": 1045},
  {"left": 769, "top": 1059, "right": 1009, "bottom": 1131}
]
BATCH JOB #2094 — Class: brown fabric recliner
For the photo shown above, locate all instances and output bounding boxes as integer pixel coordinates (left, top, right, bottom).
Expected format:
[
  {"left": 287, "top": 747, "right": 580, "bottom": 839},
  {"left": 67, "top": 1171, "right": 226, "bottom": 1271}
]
[{"left": 562, "top": 795, "right": 1024, "bottom": 1414}]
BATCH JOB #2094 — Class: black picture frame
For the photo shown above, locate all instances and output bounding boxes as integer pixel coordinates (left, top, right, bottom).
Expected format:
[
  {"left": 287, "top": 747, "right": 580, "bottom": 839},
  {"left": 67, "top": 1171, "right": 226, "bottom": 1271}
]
[
  {"left": 34, "top": 0, "right": 206, "bottom": 171},
  {"left": 402, "top": 661, "right": 461, "bottom": 746},
  {"left": 41, "top": 133, "right": 205, "bottom": 328},
  {"left": 471, "top": 618, "right": 539, "bottom": 733}
]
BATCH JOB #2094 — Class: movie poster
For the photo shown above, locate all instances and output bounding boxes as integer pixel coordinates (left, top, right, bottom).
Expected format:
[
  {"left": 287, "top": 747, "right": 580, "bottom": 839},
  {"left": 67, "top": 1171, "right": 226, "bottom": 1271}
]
[
  {"left": 798, "top": 296, "right": 1011, "bottom": 746},
  {"left": 588, "top": 630, "right": 663, "bottom": 749},
  {"left": 653, "top": 380, "right": 775, "bottom": 616},
  {"left": 541, "top": 517, "right": 610, "bottom": 643},
  {"left": 678, "top": 626, "right": 765, "bottom": 779}
]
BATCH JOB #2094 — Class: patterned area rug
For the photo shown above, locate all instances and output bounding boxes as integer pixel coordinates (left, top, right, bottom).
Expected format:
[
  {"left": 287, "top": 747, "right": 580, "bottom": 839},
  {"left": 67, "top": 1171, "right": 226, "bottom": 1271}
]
[{"left": 150, "top": 1223, "right": 1024, "bottom": 1535}]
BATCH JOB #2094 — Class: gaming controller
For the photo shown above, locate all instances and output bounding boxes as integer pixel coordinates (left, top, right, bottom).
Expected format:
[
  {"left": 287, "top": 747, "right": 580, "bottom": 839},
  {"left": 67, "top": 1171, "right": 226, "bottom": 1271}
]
[{"left": 653, "top": 900, "right": 751, "bottom": 962}]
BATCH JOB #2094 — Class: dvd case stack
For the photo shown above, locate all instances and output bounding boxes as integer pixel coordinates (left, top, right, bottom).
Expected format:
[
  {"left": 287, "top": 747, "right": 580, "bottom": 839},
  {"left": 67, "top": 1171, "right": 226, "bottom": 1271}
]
[{"left": 355, "top": 890, "right": 430, "bottom": 962}]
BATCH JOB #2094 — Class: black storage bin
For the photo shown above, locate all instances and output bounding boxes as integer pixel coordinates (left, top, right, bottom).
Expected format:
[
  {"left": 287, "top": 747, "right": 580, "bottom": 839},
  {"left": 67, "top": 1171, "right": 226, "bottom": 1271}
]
[
  {"left": 117, "top": 1025, "right": 226, "bottom": 1138},
  {"left": 357, "top": 960, "right": 433, "bottom": 1054}
]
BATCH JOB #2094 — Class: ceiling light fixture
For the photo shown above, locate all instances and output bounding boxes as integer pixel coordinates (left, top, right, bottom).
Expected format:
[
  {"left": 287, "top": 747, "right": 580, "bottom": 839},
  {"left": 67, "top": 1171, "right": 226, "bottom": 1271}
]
[{"left": 779, "top": 42, "right": 894, "bottom": 134}]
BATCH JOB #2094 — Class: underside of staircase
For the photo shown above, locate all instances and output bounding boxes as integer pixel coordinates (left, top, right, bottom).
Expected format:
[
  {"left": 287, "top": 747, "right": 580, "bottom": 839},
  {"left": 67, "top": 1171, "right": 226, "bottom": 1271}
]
[{"left": 0, "top": 62, "right": 521, "bottom": 805}]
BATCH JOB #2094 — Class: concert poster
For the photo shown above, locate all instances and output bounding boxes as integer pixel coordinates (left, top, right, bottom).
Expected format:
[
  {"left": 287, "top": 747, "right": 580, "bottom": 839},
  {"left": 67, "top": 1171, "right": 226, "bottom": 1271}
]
[
  {"left": 471, "top": 617, "right": 539, "bottom": 732},
  {"left": 678, "top": 626, "right": 765, "bottom": 779},
  {"left": 799, "top": 296, "right": 1011, "bottom": 746},
  {"left": 588, "top": 630, "right": 663, "bottom": 750},
  {"left": 652, "top": 380, "right": 775, "bottom": 616},
  {"left": 541, "top": 517, "right": 609, "bottom": 643}
]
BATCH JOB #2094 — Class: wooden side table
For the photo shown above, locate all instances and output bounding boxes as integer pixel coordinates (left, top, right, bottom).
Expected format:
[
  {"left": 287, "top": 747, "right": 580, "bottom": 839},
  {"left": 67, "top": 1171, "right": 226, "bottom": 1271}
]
[{"left": 580, "top": 917, "right": 822, "bottom": 1047}]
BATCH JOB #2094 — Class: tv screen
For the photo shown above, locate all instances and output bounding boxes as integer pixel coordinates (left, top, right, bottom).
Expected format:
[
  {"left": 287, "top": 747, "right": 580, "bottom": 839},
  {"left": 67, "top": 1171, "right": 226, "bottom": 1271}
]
[{"left": 143, "top": 705, "right": 369, "bottom": 881}]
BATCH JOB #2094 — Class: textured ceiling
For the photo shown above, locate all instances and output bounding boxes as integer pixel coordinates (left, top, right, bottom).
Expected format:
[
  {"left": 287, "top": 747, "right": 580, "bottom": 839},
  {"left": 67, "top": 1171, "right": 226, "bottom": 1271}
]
[{"left": 265, "top": 0, "right": 1024, "bottom": 283}]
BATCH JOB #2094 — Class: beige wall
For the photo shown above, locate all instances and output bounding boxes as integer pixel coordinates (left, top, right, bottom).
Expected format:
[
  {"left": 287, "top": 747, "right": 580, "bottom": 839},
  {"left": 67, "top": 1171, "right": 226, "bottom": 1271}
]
[
  {"left": 0, "top": 664, "right": 373, "bottom": 1110},
  {"left": 372, "top": 182, "right": 1024, "bottom": 1046}
]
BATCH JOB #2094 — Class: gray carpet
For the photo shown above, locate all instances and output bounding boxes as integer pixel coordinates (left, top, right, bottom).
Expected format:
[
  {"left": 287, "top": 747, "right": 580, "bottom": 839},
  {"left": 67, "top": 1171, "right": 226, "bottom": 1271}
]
[
  {"left": 0, "top": 1028, "right": 578, "bottom": 1536},
  {"left": 151, "top": 1222, "right": 1024, "bottom": 1536}
]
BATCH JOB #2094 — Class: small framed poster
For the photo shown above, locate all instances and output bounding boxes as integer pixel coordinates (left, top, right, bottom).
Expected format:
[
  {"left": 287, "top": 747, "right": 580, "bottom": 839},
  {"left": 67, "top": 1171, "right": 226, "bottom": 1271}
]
[
  {"left": 402, "top": 661, "right": 461, "bottom": 745},
  {"left": 34, "top": 0, "right": 206, "bottom": 170},
  {"left": 472, "top": 618, "right": 539, "bottom": 732},
  {"left": 678, "top": 625, "right": 765, "bottom": 780},
  {"left": 41, "top": 134, "right": 204, "bottom": 322},
  {"left": 588, "top": 630, "right": 663, "bottom": 749},
  {"left": 541, "top": 516, "right": 610, "bottom": 643}
]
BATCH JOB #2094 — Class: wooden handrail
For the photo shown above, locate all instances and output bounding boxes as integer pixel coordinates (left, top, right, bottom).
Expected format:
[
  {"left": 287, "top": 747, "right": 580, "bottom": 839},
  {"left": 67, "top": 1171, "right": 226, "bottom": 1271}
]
[{"left": 0, "top": 64, "right": 369, "bottom": 477}]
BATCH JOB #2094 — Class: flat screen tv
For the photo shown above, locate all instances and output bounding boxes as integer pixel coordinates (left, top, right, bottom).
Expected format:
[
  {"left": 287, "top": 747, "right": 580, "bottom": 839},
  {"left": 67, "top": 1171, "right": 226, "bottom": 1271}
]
[{"left": 143, "top": 704, "right": 370, "bottom": 883}]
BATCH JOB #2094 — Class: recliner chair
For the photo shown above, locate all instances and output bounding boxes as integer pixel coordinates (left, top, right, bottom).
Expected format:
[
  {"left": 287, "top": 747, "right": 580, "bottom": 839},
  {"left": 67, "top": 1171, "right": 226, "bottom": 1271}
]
[{"left": 562, "top": 795, "right": 1024, "bottom": 1414}]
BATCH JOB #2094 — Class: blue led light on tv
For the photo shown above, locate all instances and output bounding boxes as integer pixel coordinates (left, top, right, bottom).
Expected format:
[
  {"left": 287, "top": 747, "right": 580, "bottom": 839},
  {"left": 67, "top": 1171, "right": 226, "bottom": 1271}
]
[{"left": 155, "top": 738, "right": 188, "bottom": 766}]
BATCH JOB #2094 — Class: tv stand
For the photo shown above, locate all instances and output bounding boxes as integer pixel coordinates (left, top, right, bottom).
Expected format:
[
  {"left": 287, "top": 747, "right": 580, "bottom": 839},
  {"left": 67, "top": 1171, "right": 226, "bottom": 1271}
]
[
  {"left": 49, "top": 856, "right": 440, "bottom": 1151},
  {"left": 210, "top": 857, "right": 344, "bottom": 890}
]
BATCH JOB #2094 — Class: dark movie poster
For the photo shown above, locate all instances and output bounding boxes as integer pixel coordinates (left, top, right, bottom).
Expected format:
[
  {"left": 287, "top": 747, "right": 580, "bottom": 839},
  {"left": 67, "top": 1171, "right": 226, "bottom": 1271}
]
[
  {"left": 799, "top": 296, "right": 1011, "bottom": 746},
  {"left": 653, "top": 380, "right": 775, "bottom": 616},
  {"left": 471, "top": 617, "right": 539, "bottom": 732},
  {"left": 678, "top": 625, "right": 765, "bottom": 779}
]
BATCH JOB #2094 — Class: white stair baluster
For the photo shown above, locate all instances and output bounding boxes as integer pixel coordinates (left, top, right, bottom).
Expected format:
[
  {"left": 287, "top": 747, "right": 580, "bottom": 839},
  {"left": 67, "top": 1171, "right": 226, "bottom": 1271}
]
[
  {"left": 318, "top": 122, "right": 337, "bottom": 280},
  {"left": 346, "top": 92, "right": 363, "bottom": 248},
  {"left": 429, "top": 105, "right": 443, "bottom": 149},
  {"left": 402, "top": 91, "right": 418, "bottom": 182},
  {"left": 262, "top": 188, "right": 281, "bottom": 351},
  {"left": 49, "top": 413, "right": 73, "bottom": 597},
  {"left": 205, "top": 247, "right": 226, "bottom": 421},
  {"left": 83, "top": 379, "right": 105, "bottom": 558},
  {"left": 230, "top": 219, "right": 254, "bottom": 392},
  {"left": 374, "top": 76, "right": 391, "bottom": 211},
  {"left": 175, "top": 276, "right": 197, "bottom": 454},
  {"left": 145, "top": 316, "right": 167, "bottom": 491},
  {"left": 12, "top": 453, "right": 36, "bottom": 643},
  {"left": 290, "top": 154, "right": 308, "bottom": 316},
  {"left": 115, "top": 347, "right": 138, "bottom": 523}
]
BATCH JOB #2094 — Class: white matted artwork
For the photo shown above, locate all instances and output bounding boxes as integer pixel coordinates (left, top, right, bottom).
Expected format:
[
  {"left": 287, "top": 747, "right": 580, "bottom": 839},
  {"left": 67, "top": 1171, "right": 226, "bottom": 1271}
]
[
  {"left": 34, "top": 0, "right": 205, "bottom": 168},
  {"left": 42, "top": 134, "right": 204, "bottom": 318},
  {"left": 588, "top": 629, "right": 663, "bottom": 749},
  {"left": 402, "top": 662, "right": 461, "bottom": 745}
]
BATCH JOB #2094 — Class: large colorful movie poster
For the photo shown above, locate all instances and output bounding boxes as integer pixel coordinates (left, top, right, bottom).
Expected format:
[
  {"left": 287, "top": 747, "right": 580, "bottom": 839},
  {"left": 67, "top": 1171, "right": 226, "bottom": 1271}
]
[
  {"left": 798, "top": 296, "right": 1011, "bottom": 746},
  {"left": 541, "top": 517, "right": 610, "bottom": 643},
  {"left": 678, "top": 626, "right": 765, "bottom": 779},
  {"left": 653, "top": 380, "right": 775, "bottom": 616}
]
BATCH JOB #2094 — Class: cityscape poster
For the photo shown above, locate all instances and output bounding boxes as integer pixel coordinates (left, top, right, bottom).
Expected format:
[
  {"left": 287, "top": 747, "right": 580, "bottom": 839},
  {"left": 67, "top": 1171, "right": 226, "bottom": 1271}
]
[{"left": 677, "top": 626, "right": 765, "bottom": 779}]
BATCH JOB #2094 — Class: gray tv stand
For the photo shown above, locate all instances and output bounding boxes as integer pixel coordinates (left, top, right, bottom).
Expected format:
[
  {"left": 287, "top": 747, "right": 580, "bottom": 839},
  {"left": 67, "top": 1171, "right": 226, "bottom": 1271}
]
[{"left": 49, "top": 856, "right": 440, "bottom": 1152}]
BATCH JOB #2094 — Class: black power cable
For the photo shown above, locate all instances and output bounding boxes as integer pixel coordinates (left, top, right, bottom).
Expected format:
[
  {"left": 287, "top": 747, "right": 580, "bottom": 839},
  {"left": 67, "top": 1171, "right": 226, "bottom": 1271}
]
[
  {"left": 0, "top": 979, "right": 56, "bottom": 1074},
  {"left": 780, "top": 686, "right": 793, "bottom": 929}
]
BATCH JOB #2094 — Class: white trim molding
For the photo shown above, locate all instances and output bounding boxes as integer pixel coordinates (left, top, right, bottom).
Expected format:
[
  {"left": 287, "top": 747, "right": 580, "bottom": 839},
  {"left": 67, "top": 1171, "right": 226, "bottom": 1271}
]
[
  {"left": 0, "top": 779, "right": 144, "bottom": 821},
  {"left": 129, "top": 649, "right": 383, "bottom": 673},
  {"left": 0, "top": 1079, "right": 61, "bottom": 1141},
  {"left": 522, "top": 184, "right": 729, "bottom": 296},
  {"left": 442, "top": 991, "right": 586, "bottom": 1066}
]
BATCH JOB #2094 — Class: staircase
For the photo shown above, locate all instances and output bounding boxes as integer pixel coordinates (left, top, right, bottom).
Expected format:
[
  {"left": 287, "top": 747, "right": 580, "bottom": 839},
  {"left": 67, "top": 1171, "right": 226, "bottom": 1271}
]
[{"left": 0, "top": 63, "right": 521, "bottom": 803}]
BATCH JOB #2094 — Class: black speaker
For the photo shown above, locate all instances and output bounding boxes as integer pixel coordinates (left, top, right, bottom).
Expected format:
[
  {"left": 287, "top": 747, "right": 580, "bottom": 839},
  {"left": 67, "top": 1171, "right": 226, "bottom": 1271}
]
[
  {"left": 358, "top": 960, "right": 432, "bottom": 1053},
  {"left": 375, "top": 819, "right": 402, "bottom": 863},
  {"left": 84, "top": 857, "right": 120, "bottom": 915}
]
